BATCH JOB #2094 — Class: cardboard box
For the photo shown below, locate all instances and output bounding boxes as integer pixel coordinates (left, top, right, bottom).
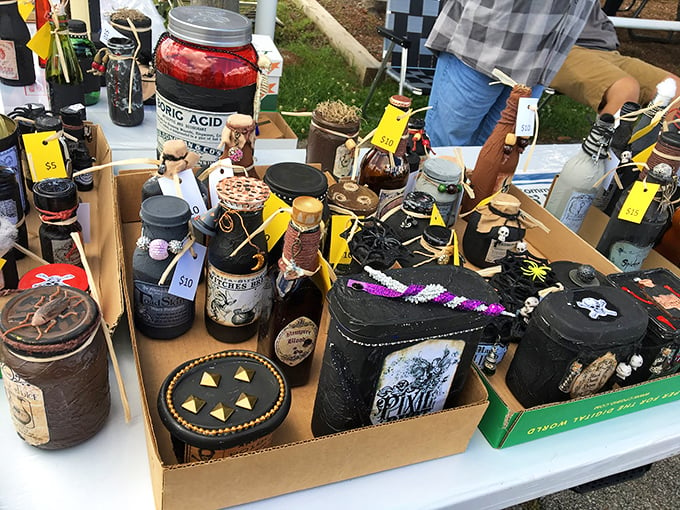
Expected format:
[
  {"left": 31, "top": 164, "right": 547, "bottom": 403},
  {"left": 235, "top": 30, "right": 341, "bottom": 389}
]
[
  {"left": 16, "top": 123, "right": 124, "bottom": 330},
  {"left": 255, "top": 112, "right": 298, "bottom": 150},
  {"left": 467, "top": 186, "right": 680, "bottom": 448},
  {"left": 252, "top": 34, "right": 283, "bottom": 78},
  {"left": 116, "top": 170, "right": 489, "bottom": 510}
]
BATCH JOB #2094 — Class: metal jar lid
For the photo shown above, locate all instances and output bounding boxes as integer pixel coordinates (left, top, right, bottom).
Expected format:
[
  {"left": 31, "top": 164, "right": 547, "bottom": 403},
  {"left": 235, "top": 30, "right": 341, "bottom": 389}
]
[
  {"left": 422, "top": 157, "right": 462, "bottom": 183},
  {"left": 0, "top": 287, "right": 99, "bottom": 358},
  {"left": 422, "top": 225, "right": 453, "bottom": 248},
  {"left": 168, "top": 6, "right": 252, "bottom": 48},
  {"left": 157, "top": 350, "right": 291, "bottom": 451},
  {"left": 19, "top": 263, "right": 89, "bottom": 291},
  {"left": 140, "top": 195, "right": 191, "bottom": 229},
  {"left": 264, "top": 163, "right": 328, "bottom": 204},
  {"left": 402, "top": 191, "right": 435, "bottom": 215}
]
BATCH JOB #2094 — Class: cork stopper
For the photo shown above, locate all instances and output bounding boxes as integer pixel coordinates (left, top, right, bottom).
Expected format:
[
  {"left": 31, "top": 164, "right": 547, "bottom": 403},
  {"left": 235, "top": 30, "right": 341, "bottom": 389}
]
[
  {"left": 389, "top": 95, "right": 412, "bottom": 110},
  {"left": 291, "top": 196, "right": 323, "bottom": 228}
]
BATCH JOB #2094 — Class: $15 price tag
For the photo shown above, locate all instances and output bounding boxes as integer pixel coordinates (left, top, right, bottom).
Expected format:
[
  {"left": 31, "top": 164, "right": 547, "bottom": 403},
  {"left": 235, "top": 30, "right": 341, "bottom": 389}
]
[
  {"left": 169, "top": 242, "right": 207, "bottom": 301},
  {"left": 617, "top": 181, "right": 659, "bottom": 224},
  {"left": 371, "top": 104, "right": 409, "bottom": 153},
  {"left": 22, "top": 131, "right": 68, "bottom": 182}
]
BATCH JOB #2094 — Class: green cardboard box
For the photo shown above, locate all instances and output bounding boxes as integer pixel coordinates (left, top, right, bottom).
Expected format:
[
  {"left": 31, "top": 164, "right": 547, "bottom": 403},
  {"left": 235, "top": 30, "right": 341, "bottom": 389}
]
[{"left": 473, "top": 187, "right": 680, "bottom": 448}]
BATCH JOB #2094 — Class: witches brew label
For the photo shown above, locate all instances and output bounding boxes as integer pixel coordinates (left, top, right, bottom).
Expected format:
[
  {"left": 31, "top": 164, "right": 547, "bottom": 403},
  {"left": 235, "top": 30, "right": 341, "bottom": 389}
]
[{"left": 370, "top": 339, "right": 465, "bottom": 424}]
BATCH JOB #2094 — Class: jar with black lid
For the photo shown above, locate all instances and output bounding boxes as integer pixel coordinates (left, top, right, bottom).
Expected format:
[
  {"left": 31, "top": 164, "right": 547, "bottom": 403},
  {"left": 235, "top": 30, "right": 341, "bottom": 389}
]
[
  {"left": 380, "top": 190, "right": 435, "bottom": 243},
  {"left": 0, "top": 166, "right": 28, "bottom": 257},
  {"left": 206, "top": 176, "right": 270, "bottom": 343},
  {"left": 133, "top": 195, "right": 194, "bottom": 339},
  {"left": 0, "top": 286, "right": 110, "bottom": 449},
  {"left": 263, "top": 162, "right": 329, "bottom": 264},
  {"left": 33, "top": 178, "right": 82, "bottom": 267},
  {"left": 157, "top": 350, "right": 291, "bottom": 463},
  {"left": 398, "top": 224, "right": 456, "bottom": 268}
]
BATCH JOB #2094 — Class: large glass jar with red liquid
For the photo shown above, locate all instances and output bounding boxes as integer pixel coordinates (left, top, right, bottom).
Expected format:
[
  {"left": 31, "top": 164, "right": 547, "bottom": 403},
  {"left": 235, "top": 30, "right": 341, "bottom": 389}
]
[{"left": 154, "top": 6, "right": 259, "bottom": 167}]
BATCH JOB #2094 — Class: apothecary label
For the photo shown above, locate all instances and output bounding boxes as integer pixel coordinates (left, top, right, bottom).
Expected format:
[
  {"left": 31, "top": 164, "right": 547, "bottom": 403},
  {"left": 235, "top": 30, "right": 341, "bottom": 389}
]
[
  {"left": 133, "top": 280, "right": 194, "bottom": 328},
  {"left": 274, "top": 317, "right": 318, "bottom": 366},
  {"left": 1, "top": 363, "right": 49, "bottom": 446},
  {"left": 206, "top": 264, "right": 266, "bottom": 327}
]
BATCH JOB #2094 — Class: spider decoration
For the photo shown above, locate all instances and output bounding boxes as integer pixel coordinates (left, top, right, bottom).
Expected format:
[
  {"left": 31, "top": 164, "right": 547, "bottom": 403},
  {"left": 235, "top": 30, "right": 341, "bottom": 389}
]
[
  {"left": 347, "top": 218, "right": 408, "bottom": 269},
  {"left": 521, "top": 260, "right": 552, "bottom": 282}
]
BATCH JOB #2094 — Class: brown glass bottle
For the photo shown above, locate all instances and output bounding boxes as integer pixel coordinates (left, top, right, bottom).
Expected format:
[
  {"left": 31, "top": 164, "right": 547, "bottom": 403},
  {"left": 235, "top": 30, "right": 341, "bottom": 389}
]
[
  {"left": 359, "top": 95, "right": 411, "bottom": 217},
  {"left": 257, "top": 197, "right": 324, "bottom": 387}
]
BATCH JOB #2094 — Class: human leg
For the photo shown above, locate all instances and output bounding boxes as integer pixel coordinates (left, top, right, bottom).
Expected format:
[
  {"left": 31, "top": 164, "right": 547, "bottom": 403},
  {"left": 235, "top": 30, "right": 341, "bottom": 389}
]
[{"left": 425, "top": 52, "right": 506, "bottom": 147}]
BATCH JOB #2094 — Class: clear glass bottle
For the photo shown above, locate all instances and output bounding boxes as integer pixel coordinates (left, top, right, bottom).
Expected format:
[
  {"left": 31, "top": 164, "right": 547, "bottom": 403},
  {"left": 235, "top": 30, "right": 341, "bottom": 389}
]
[
  {"left": 258, "top": 197, "right": 324, "bottom": 387},
  {"left": 544, "top": 114, "right": 615, "bottom": 233},
  {"left": 0, "top": 0, "right": 36, "bottom": 86},
  {"left": 205, "top": 176, "right": 270, "bottom": 343},
  {"left": 46, "top": 9, "right": 85, "bottom": 113},
  {"left": 106, "top": 37, "right": 144, "bottom": 127},
  {"left": 359, "top": 95, "right": 412, "bottom": 217},
  {"left": 67, "top": 19, "right": 100, "bottom": 106},
  {"left": 596, "top": 163, "right": 675, "bottom": 272},
  {"left": 630, "top": 78, "right": 676, "bottom": 157}
]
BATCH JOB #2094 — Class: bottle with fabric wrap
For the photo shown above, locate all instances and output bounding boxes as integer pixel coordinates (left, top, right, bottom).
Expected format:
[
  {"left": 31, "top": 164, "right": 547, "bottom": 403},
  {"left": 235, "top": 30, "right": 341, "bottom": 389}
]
[
  {"left": 258, "top": 197, "right": 324, "bottom": 387},
  {"left": 629, "top": 77, "right": 676, "bottom": 158},
  {"left": 594, "top": 101, "right": 639, "bottom": 212},
  {"left": 205, "top": 176, "right": 270, "bottom": 343},
  {"left": 596, "top": 163, "right": 675, "bottom": 272},
  {"left": 544, "top": 114, "right": 615, "bottom": 233},
  {"left": 461, "top": 84, "right": 532, "bottom": 213},
  {"left": 0, "top": 0, "right": 35, "bottom": 86}
]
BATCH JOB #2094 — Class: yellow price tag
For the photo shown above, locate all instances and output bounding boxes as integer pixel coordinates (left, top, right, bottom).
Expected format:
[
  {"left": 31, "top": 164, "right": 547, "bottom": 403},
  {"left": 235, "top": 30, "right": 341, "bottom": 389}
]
[
  {"left": 312, "top": 255, "right": 334, "bottom": 295},
  {"left": 18, "top": 0, "right": 33, "bottom": 21},
  {"left": 22, "top": 131, "right": 68, "bottom": 182},
  {"left": 370, "top": 104, "right": 409, "bottom": 153},
  {"left": 617, "top": 181, "right": 660, "bottom": 224},
  {"left": 329, "top": 215, "right": 356, "bottom": 266},
  {"left": 0, "top": 258, "right": 6, "bottom": 270},
  {"left": 632, "top": 144, "right": 654, "bottom": 166},
  {"left": 263, "top": 193, "right": 291, "bottom": 251},
  {"left": 429, "top": 203, "right": 446, "bottom": 226},
  {"left": 26, "top": 22, "right": 52, "bottom": 61}
]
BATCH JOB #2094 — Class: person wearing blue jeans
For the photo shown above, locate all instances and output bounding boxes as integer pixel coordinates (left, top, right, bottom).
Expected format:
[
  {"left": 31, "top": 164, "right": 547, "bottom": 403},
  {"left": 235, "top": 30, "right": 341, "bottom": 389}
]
[{"left": 425, "top": 0, "right": 596, "bottom": 147}]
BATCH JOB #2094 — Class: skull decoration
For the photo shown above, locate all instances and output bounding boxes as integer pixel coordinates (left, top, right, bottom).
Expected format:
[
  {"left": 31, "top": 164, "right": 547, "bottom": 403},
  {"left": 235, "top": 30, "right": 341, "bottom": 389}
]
[{"left": 497, "top": 226, "right": 510, "bottom": 243}]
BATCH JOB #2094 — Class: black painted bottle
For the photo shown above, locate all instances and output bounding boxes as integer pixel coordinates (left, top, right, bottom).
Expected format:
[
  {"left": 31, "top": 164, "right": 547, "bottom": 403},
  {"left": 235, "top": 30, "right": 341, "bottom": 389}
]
[
  {"left": 106, "top": 37, "right": 144, "bottom": 127},
  {"left": 60, "top": 105, "right": 93, "bottom": 191},
  {"left": 132, "top": 195, "right": 194, "bottom": 339},
  {"left": 205, "top": 176, "right": 270, "bottom": 343},
  {"left": 32, "top": 178, "right": 82, "bottom": 267},
  {"left": 0, "top": 0, "right": 36, "bottom": 86}
]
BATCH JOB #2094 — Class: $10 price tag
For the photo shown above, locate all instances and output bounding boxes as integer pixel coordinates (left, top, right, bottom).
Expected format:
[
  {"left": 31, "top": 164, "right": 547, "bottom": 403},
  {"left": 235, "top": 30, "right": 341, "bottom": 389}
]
[
  {"left": 371, "top": 104, "right": 409, "bottom": 153},
  {"left": 617, "top": 181, "right": 659, "bottom": 224},
  {"left": 169, "top": 242, "right": 207, "bottom": 301}
]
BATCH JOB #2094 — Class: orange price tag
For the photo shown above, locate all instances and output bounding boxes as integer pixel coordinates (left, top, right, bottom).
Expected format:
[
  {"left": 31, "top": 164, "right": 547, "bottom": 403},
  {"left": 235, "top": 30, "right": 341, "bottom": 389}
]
[
  {"left": 26, "top": 22, "right": 52, "bottom": 60},
  {"left": 617, "top": 181, "right": 660, "bottom": 224},
  {"left": 370, "top": 104, "right": 409, "bottom": 153},
  {"left": 22, "top": 131, "right": 68, "bottom": 182},
  {"left": 263, "top": 193, "right": 292, "bottom": 251}
]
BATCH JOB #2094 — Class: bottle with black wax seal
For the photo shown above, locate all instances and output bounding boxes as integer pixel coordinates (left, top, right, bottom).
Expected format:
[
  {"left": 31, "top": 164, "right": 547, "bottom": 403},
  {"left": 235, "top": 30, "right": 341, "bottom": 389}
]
[
  {"left": 263, "top": 162, "right": 328, "bottom": 265},
  {"left": 380, "top": 190, "right": 435, "bottom": 243},
  {"left": 258, "top": 196, "right": 324, "bottom": 387},
  {"left": 105, "top": 37, "right": 144, "bottom": 127},
  {"left": 0, "top": 166, "right": 28, "bottom": 258},
  {"left": 398, "top": 224, "right": 457, "bottom": 268},
  {"left": 59, "top": 105, "right": 94, "bottom": 192},
  {"left": 67, "top": 19, "right": 100, "bottom": 106},
  {"left": 596, "top": 163, "right": 676, "bottom": 272},
  {"left": 133, "top": 195, "right": 194, "bottom": 339},
  {"left": 32, "top": 178, "right": 82, "bottom": 267},
  {"left": 205, "top": 176, "right": 270, "bottom": 343},
  {"left": 0, "top": 0, "right": 36, "bottom": 86}
]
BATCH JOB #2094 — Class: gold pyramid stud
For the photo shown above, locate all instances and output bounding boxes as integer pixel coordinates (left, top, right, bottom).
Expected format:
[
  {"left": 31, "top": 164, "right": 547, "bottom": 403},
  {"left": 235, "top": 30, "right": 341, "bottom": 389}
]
[
  {"left": 234, "top": 365, "right": 255, "bottom": 383},
  {"left": 235, "top": 392, "right": 258, "bottom": 410},
  {"left": 181, "top": 395, "right": 206, "bottom": 414},
  {"left": 209, "top": 402, "right": 234, "bottom": 422},
  {"left": 200, "top": 371, "right": 221, "bottom": 388}
]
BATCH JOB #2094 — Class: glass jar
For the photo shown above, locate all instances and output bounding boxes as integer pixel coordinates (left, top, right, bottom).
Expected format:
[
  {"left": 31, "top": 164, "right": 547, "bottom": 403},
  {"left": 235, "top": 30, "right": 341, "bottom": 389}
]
[
  {"left": 106, "top": 37, "right": 144, "bottom": 127},
  {"left": 414, "top": 157, "right": 464, "bottom": 227},
  {"left": 132, "top": 195, "right": 194, "bottom": 339},
  {"left": 32, "top": 178, "right": 82, "bottom": 267},
  {"left": 0, "top": 286, "right": 110, "bottom": 449},
  {"left": 154, "top": 6, "right": 259, "bottom": 166},
  {"left": 306, "top": 105, "right": 361, "bottom": 179},
  {"left": 206, "top": 176, "right": 270, "bottom": 343}
]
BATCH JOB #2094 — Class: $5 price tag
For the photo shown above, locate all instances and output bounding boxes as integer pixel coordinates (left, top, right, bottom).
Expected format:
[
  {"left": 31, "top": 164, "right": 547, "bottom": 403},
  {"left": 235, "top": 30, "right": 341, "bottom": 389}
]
[
  {"left": 22, "top": 131, "right": 68, "bottom": 182},
  {"left": 617, "top": 181, "right": 659, "bottom": 224},
  {"left": 371, "top": 104, "right": 409, "bottom": 153},
  {"left": 169, "top": 242, "right": 207, "bottom": 301}
]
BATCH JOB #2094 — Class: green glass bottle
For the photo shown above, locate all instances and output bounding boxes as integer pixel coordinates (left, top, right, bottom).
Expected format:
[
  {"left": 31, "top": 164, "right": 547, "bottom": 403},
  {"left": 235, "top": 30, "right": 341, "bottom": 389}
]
[
  {"left": 46, "top": 9, "right": 85, "bottom": 113},
  {"left": 67, "top": 19, "right": 99, "bottom": 106}
]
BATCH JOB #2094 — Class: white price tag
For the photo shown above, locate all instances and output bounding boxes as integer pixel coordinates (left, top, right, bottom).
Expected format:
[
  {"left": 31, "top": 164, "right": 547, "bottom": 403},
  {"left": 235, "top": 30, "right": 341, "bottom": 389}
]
[
  {"left": 602, "top": 151, "right": 620, "bottom": 190},
  {"left": 77, "top": 202, "right": 91, "bottom": 243},
  {"left": 158, "top": 169, "right": 208, "bottom": 216},
  {"left": 207, "top": 160, "right": 235, "bottom": 208},
  {"left": 169, "top": 242, "right": 207, "bottom": 301},
  {"left": 515, "top": 97, "right": 539, "bottom": 137}
]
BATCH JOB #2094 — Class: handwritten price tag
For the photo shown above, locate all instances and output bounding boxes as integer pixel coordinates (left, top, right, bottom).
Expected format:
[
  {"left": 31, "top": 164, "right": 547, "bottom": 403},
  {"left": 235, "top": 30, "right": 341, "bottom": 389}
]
[
  {"left": 169, "top": 242, "right": 207, "bottom": 301},
  {"left": 22, "top": 131, "right": 68, "bottom": 182},
  {"left": 371, "top": 104, "right": 409, "bottom": 153},
  {"left": 617, "top": 181, "right": 659, "bottom": 224},
  {"left": 515, "top": 98, "right": 538, "bottom": 137},
  {"left": 329, "top": 215, "right": 356, "bottom": 266},
  {"left": 263, "top": 193, "right": 291, "bottom": 251}
]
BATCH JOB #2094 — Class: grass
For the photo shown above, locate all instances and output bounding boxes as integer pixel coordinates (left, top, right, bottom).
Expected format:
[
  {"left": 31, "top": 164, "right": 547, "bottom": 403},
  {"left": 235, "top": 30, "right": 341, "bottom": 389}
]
[{"left": 273, "top": 0, "right": 595, "bottom": 144}]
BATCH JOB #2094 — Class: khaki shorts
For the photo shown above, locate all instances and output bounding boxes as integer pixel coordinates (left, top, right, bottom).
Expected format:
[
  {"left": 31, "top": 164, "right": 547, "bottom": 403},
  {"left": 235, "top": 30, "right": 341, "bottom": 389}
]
[{"left": 550, "top": 46, "right": 670, "bottom": 111}]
